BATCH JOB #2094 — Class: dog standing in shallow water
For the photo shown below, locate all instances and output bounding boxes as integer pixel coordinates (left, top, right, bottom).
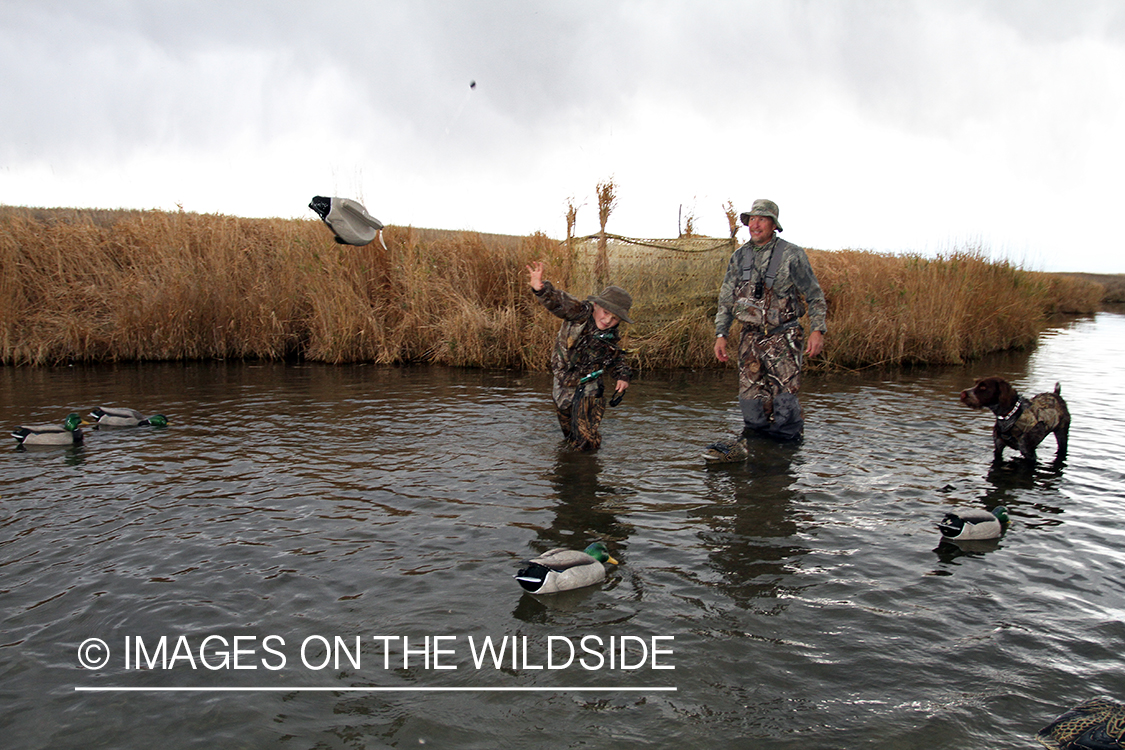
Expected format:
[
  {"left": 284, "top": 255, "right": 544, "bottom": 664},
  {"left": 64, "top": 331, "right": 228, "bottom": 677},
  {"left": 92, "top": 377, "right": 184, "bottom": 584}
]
[{"left": 959, "top": 376, "right": 1070, "bottom": 461}]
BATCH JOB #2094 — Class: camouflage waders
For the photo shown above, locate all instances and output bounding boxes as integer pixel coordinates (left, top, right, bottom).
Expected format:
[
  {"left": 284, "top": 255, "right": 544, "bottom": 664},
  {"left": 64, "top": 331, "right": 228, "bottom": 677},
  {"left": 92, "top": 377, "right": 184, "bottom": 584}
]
[
  {"left": 731, "top": 241, "right": 808, "bottom": 441},
  {"left": 737, "top": 325, "right": 805, "bottom": 441},
  {"left": 533, "top": 280, "right": 631, "bottom": 453},
  {"left": 556, "top": 379, "right": 607, "bottom": 452},
  {"left": 715, "top": 214, "right": 827, "bottom": 444}
]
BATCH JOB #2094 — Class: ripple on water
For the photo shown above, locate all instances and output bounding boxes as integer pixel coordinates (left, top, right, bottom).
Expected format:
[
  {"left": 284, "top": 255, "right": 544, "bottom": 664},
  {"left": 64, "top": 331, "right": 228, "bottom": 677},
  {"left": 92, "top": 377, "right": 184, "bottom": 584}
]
[{"left": 2, "top": 317, "right": 1125, "bottom": 747}]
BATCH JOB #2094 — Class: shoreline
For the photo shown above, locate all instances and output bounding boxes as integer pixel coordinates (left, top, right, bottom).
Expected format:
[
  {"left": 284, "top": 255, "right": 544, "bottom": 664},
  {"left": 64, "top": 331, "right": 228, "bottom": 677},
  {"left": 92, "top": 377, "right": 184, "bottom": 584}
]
[{"left": 0, "top": 206, "right": 1110, "bottom": 369}]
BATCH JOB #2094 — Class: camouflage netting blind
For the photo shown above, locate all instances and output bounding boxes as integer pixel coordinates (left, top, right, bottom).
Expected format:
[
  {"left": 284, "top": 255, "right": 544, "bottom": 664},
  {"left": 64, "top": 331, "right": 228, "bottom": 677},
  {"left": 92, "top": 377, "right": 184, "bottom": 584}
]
[{"left": 564, "top": 233, "right": 736, "bottom": 333}]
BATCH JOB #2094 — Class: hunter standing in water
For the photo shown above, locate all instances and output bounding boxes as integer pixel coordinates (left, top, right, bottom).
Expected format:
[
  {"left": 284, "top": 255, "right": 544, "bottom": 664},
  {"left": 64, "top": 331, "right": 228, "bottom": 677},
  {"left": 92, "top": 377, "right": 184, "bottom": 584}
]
[
  {"left": 527, "top": 261, "right": 632, "bottom": 451},
  {"left": 713, "top": 199, "right": 826, "bottom": 448}
]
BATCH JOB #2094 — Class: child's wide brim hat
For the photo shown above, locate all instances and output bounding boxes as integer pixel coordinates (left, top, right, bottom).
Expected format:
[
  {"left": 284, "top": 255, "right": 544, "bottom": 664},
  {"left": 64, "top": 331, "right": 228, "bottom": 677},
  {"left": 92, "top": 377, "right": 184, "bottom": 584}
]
[{"left": 588, "top": 285, "right": 633, "bottom": 323}]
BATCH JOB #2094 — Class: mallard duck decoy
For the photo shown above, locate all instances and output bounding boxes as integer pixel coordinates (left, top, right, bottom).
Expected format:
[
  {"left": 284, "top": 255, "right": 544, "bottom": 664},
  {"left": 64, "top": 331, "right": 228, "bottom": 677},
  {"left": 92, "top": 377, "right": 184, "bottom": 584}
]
[
  {"left": 88, "top": 407, "right": 168, "bottom": 427},
  {"left": 515, "top": 542, "right": 619, "bottom": 595},
  {"left": 1037, "top": 696, "right": 1125, "bottom": 750},
  {"left": 703, "top": 436, "right": 748, "bottom": 464},
  {"left": 12, "top": 413, "right": 86, "bottom": 446},
  {"left": 937, "top": 506, "right": 1009, "bottom": 541},
  {"left": 309, "top": 196, "right": 387, "bottom": 249}
]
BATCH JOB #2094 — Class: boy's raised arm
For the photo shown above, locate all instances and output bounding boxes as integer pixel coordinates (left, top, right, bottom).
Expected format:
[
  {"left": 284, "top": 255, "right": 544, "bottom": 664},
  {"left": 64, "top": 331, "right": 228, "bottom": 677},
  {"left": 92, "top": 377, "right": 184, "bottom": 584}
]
[{"left": 526, "top": 261, "right": 545, "bottom": 292}]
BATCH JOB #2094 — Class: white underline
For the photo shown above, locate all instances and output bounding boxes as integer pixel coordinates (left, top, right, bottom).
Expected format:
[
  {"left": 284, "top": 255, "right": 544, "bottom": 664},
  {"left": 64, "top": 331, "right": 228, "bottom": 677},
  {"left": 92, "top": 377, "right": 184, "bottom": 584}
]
[{"left": 75, "top": 686, "right": 677, "bottom": 693}]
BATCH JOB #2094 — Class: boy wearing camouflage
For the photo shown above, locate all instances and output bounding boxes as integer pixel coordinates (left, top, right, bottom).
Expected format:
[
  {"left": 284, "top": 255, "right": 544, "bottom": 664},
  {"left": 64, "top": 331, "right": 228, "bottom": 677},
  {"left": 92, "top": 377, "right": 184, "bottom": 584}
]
[
  {"left": 714, "top": 199, "right": 826, "bottom": 442},
  {"left": 528, "top": 261, "right": 632, "bottom": 452}
]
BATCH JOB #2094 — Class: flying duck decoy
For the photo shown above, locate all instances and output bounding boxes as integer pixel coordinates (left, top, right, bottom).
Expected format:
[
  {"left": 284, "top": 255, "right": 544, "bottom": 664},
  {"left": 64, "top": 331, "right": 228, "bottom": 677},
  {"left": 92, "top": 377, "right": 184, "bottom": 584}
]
[
  {"left": 12, "top": 413, "right": 86, "bottom": 446},
  {"left": 937, "top": 506, "right": 1009, "bottom": 541},
  {"left": 88, "top": 407, "right": 168, "bottom": 427},
  {"left": 515, "top": 542, "right": 619, "bottom": 595},
  {"left": 309, "top": 196, "right": 387, "bottom": 249}
]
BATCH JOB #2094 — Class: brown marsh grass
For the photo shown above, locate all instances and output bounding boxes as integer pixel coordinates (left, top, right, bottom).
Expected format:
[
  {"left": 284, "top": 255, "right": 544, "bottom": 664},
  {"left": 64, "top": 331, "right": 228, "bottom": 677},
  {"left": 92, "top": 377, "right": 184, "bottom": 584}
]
[
  {"left": 1054, "top": 272, "right": 1122, "bottom": 304},
  {"left": 805, "top": 248, "right": 1102, "bottom": 370},
  {"left": 0, "top": 206, "right": 1104, "bottom": 370},
  {"left": 0, "top": 208, "right": 560, "bottom": 367}
]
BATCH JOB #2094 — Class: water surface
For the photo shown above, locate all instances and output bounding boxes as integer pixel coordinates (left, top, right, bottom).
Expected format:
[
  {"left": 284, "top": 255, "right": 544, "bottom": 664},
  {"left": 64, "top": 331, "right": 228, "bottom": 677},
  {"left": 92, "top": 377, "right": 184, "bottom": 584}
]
[{"left": 2, "top": 313, "right": 1123, "bottom": 748}]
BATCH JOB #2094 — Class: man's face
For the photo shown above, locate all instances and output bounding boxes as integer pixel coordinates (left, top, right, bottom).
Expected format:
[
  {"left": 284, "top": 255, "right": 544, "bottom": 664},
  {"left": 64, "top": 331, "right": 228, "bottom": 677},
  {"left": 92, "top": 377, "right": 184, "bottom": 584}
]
[
  {"left": 592, "top": 304, "right": 620, "bottom": 330},
  {"left": 744, "top": 215, "right": 776, "bottom": 245}
]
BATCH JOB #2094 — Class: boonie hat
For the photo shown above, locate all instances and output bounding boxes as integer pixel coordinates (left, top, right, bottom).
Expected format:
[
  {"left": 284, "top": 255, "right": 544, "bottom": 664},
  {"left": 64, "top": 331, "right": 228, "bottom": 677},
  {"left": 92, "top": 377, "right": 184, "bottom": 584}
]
[
  {"left": 589, "top": 285, "right": 633, "bottom": 324},
  {"left": 739, "top": 199, "right": 783, "bottom": 232}
]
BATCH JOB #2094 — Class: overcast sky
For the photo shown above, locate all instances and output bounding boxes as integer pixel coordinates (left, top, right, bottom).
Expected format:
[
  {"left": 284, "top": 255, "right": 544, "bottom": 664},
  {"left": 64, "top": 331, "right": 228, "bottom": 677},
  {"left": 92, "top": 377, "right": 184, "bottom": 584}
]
[{"left": 2, "top": 1, "right": 1123, "bottom": 272}]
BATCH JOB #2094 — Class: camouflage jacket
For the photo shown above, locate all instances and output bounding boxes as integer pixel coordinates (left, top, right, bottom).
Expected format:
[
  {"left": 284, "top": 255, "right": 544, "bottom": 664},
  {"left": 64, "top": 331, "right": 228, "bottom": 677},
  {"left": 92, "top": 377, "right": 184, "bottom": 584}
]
[
  {"left": 714, "top": 236, "right": 827, "bottom": 338},
  {"left": 534, "top": 281, "right": 631, "bottom": 390}
]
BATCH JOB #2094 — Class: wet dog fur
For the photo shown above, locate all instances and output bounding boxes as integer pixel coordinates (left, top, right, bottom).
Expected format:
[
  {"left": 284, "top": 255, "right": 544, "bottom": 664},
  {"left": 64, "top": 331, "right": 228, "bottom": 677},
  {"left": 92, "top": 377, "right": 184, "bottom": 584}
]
[{"left": 959, "top": 376, "right": 1070, "bottom": 461}]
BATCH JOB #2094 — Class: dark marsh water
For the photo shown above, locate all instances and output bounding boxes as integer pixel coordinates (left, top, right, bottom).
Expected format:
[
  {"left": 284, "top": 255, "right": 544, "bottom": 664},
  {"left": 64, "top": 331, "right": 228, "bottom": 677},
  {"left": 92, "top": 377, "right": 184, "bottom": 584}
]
[{"left": 2, "top": 312, "right": 1123, "bottom": 748}]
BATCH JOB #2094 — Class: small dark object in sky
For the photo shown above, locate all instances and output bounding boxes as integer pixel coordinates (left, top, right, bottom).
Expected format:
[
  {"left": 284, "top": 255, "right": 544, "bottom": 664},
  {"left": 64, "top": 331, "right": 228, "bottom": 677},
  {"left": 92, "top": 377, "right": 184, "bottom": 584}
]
[{"left": 470, "top": 80, "right": 476, "bottom": 89}]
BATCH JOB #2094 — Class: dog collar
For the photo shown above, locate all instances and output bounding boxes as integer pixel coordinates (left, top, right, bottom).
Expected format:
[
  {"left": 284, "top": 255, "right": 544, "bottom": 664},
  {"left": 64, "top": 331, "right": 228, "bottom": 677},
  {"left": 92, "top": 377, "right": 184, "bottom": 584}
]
[{"left": 993, "top": 395, "right": 1028, "bottom": 433}]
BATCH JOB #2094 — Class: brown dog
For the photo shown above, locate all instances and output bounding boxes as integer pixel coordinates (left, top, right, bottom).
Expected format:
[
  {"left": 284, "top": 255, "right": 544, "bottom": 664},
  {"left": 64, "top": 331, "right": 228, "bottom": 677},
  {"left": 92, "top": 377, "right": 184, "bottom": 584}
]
[{"left": 960, "top": 376, "right": 1070, "bottom": 461}]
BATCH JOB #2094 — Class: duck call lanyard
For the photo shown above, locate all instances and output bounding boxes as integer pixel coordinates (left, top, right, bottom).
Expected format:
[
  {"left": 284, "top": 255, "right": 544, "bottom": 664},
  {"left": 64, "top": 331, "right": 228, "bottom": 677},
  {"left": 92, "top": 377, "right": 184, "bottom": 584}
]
[
  {"left": 568, "top": 314, "right": 618, "bottom": 380},
  {"left": 738, "top": 239, "right": 798, "bottom": 337},
  {"left": 741, "top": 238, "right": 785, "bottom": 302}
]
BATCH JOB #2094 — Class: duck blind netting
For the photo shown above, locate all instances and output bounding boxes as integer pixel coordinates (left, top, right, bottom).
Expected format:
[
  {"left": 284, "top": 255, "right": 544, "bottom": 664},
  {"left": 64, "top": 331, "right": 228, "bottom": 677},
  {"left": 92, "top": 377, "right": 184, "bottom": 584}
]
[{"left": 563, "top": 234, "right": 736, "bottom": 333}]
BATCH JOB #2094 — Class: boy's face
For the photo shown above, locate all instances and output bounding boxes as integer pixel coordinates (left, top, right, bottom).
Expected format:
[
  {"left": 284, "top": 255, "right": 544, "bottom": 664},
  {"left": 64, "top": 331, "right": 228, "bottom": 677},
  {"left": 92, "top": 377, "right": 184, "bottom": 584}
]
[{"left": 592, "top": 304, "right": 620, "bottom": 330}]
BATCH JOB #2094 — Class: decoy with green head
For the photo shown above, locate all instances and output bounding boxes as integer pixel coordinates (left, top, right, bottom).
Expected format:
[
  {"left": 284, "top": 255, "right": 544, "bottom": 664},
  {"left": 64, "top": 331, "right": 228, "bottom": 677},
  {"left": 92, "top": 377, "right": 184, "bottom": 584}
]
[
  {"left": 12, "top": 413, "right": 86, "bottom": 446},
  {"left": 515, "top": 542, "right": 619, "bottom": 595},
  {"left": 937, "top": 506, "right": 1009, "bottom": 541},
  {"left": 88, "top": 407, "right": 169, "bottom": 428}
]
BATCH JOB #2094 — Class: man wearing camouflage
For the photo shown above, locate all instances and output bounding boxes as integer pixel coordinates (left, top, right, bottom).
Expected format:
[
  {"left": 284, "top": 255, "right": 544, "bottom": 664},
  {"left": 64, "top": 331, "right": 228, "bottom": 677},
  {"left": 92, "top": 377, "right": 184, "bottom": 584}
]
[{"left": 714, "top": 199, "right": 826, "bottom": 442}]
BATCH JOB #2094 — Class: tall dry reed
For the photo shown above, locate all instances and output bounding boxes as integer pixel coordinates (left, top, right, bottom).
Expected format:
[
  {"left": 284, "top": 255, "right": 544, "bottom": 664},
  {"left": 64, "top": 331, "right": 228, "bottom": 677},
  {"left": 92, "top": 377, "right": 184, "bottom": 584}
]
[
  {"left": 594, "top": 178, "right": 616, "bottom": 288},
  {"left": 0, "top": 207, "right": 562, "bottom": 367},
  {"left": 722, "top": 201, "right": 739, "bottom": 239},
  {"left": 0, "top": 207, "right": 1104, "bottom": 370},
  {"left": 804, "top": 248, "right": 1100, "bottom": 369}
]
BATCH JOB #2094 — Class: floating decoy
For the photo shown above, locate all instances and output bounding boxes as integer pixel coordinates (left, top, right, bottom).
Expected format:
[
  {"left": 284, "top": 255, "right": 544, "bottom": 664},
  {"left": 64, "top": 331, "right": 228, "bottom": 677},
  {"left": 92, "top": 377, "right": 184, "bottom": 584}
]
[
  {"left": 515, "top": 542, "right": 619, "bottom": 595},
  {"left": 309, "top": 196, "right": 387, "bottom": 249},
  {"left": 937, "top": 506, "right": 1009, "bottom": 541},
  {"left": 12, "top": 413, "right": 86, "bottom": 446},
  {"left": 1037, "top": 696, "right": 1125, "bottom": 750},
  {"left": 703, "top": 435, "right": 748, "bottom": 464},
  {"left": 88, "top": 407, "right": 168, "bottom": 427}
]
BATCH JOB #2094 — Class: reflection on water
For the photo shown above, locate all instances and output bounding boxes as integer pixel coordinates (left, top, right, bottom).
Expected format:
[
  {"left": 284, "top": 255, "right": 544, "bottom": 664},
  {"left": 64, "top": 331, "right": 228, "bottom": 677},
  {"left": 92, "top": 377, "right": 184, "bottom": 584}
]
[
  {"left": 981, "top": 459, "right": 1069, "bottom": 528},
  {"left": 696, "top": 442, "right": 809, "bottom": 612},
  {"left": 539, "top": 450, "right": 635, "bottom": 553},
  {"left": 2, "top": 313, "right": 1124, "bottom": 748}
]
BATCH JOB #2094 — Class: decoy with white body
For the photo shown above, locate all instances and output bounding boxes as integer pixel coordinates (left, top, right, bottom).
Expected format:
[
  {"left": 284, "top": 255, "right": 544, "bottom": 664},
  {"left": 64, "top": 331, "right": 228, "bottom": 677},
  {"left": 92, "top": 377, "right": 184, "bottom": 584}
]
[
  {"left": 937, "top": 506, "right": 1009, "bottom": 541},
  {"left": 12, "top": 413, "right": 86, "bottom": 446},
  {"left": 88, "top": 407, "right": 168, "bottom": 427},
  {"left": 516, "top": 542, "right": 619, "bottom": 595},
  {"left": 309, "top": 196, "right": 387, "bottom": 249},
  {"left": 1037, "top": 696, "right": 1125, "bottom": 750}
]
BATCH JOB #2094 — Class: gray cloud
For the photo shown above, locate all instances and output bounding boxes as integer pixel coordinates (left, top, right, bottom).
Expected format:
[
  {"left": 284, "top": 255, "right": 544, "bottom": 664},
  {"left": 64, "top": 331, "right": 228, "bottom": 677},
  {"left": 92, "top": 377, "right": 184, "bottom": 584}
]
[{"left": 2, "top": 1, "right": 1122, "bottom": 270}]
